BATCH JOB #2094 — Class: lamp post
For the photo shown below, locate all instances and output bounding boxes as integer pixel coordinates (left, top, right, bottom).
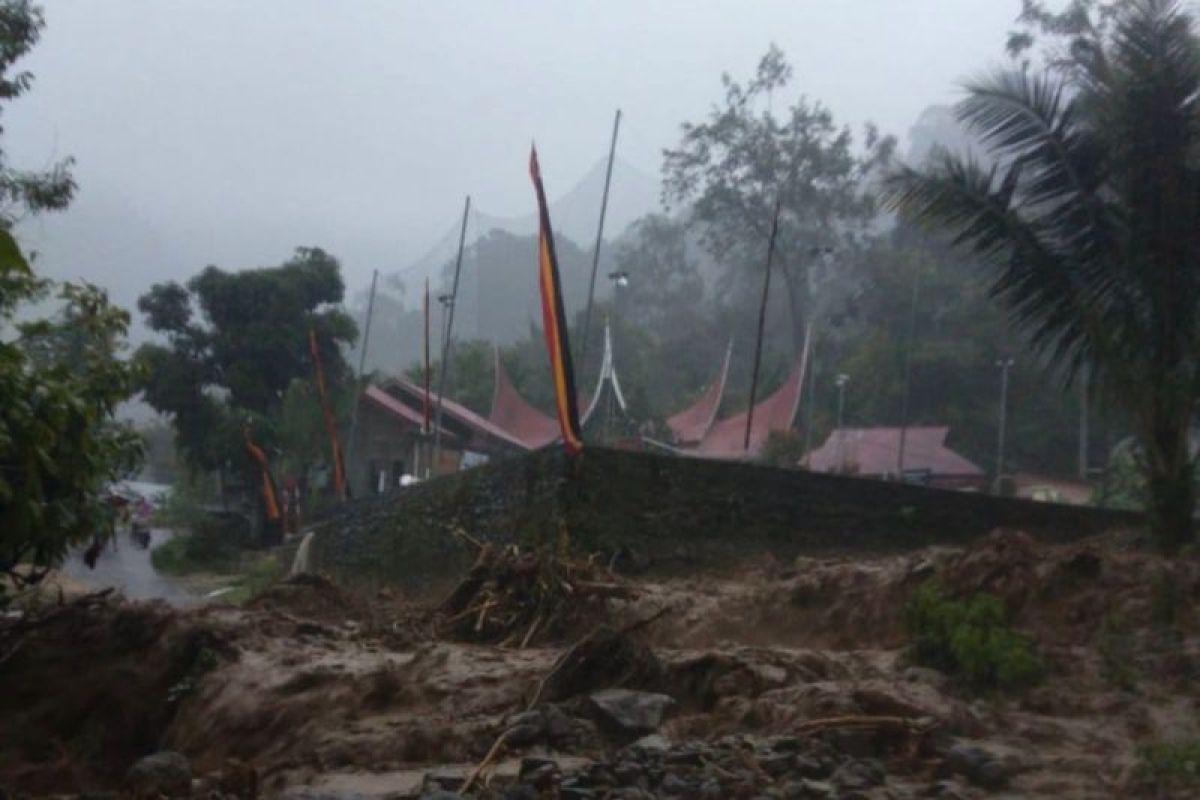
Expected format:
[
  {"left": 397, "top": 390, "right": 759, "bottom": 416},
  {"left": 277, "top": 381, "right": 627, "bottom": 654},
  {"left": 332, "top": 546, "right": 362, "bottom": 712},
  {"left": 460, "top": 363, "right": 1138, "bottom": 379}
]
[
  {"left": 431, "top": 292, "right": 455, "bottom": 473},
  {"left": 835, "top": 372, "right": 850, "bottom": 472},
  {"left": 995, "top": 358, "right": 1015, "bottom": 491},
  {"left": 897, "top": 270, "right": 921, "bottom": 478},
  {"left": 437, "top": 293, "right": 454, "bottom": 344}
]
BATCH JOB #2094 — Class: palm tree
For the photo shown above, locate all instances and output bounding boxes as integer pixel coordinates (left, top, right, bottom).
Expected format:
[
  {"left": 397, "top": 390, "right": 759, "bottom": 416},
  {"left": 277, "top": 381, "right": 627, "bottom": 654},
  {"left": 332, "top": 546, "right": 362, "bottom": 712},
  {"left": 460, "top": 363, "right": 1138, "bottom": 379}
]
[{"left": 885, "top": 0, "right": 1200, "bottom": 550}]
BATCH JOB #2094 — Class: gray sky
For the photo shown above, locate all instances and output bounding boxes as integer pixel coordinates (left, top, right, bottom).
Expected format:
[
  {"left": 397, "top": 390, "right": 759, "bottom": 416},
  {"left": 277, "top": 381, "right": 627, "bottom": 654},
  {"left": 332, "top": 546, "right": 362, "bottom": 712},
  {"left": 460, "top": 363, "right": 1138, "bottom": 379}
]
[{"left": 7, "top": 0, "right": 1024, "bottom": 310}]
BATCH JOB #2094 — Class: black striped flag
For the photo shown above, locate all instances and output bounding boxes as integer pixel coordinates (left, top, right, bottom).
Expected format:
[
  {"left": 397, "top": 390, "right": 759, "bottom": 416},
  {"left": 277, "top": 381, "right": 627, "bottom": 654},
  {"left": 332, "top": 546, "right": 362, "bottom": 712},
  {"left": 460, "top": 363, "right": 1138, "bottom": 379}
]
[{"left": 529, "top": 145, "right": 583, "bottom": 454}]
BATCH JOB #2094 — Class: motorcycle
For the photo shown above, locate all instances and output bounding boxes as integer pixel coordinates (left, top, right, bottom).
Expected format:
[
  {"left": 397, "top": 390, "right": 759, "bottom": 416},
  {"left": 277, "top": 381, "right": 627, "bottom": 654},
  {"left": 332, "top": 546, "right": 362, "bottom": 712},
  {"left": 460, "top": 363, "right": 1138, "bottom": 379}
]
[{"left": 131, "top": 520, "right": 151, "bottom": 549}]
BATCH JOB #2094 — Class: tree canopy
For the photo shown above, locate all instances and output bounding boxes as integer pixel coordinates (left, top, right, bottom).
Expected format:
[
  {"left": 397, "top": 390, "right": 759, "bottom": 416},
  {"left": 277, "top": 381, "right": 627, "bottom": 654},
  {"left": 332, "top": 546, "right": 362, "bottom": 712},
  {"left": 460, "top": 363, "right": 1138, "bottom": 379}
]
[
  {"left": 0, "top": 0, "right": 141, "bottom": 592},
  {"left": 663, "top": 44, "right": 893, "bottom": 353},
  {"left": 137, "top": 247, "right": 357, "bottom": 475},
  {"left": 886, "top": 0, "right": 1200, "bottom": 547}
]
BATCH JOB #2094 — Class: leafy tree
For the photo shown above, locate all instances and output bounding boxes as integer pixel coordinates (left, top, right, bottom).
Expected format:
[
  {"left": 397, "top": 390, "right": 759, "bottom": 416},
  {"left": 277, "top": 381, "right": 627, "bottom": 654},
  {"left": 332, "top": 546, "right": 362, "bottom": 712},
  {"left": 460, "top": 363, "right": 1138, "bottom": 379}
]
[
  {"left": 0, "top": 1, "right": 73, "bottom": 225},
  {"left": 136, "top": 248, "right": 357, "bottom": 481},
  {"left": 663, "top": 44, "right": 893, "bottom": 353},
  {"left": 822, "top": 223, "right": 1106, "bottom": 477},
  {"left": 886, "top": 0, "right": 1200, "bottom": 548},
  {"left": 0, "top": 1, "right": 141, "bottom": 592},
  {"left": 405, "top": 338, "right": 495, "bottom": 417},
  {"left": 1, "top": 237, "right": 142, "bottom": 589}
]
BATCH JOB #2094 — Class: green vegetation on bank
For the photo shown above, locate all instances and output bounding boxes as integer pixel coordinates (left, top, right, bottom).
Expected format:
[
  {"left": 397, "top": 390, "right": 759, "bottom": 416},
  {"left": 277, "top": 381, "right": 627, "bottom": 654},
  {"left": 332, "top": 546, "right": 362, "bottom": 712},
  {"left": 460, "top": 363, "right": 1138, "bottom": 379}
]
[
  {"left": 905, "top": 582, "right": 1043, "bottom": 692},
  {"left": 1135, "top": 739, "right": 1200, "bottom": 792}
]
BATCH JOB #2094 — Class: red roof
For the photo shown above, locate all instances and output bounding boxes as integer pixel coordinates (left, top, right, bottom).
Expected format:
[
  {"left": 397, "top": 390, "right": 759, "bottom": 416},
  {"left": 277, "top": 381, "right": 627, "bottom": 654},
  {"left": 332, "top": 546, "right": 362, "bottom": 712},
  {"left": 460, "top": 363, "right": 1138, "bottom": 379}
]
[
  {"left": 487, "top": 348, "right": 561, "bottom": 449},
  {"left": 804, "top": 426, "right": 984, "bottom": 479},
  {"left": 364, "top": 384, "right": 429, "bottom": 428},
  {"left": 667, "top": 340, "right": 732, "bottom": 445},
  {"left": 692, "top": 335, "right": 810, "bottom": 459},
  {"left": 387, "top": 377, "right": 531, "bottom": 450}
]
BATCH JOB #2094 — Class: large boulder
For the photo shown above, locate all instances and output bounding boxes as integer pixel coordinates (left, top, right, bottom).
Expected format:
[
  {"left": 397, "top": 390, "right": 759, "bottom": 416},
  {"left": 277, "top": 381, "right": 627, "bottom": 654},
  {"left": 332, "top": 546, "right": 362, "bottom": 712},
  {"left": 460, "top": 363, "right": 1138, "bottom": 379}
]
[
  {"left": 587, "top": 688, "right": 675, "bottom": 735},
  {"left": 124, "top": 751, "right": 191, "bottom": 797}
]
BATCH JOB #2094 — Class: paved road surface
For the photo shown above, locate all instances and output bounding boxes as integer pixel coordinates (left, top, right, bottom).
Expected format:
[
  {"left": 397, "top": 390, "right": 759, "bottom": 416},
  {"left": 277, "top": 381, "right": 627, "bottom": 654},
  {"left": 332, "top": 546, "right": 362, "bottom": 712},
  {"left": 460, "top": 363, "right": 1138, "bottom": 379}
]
[{"left": 61, "top": 528, "right": 196, "bottom": 607}]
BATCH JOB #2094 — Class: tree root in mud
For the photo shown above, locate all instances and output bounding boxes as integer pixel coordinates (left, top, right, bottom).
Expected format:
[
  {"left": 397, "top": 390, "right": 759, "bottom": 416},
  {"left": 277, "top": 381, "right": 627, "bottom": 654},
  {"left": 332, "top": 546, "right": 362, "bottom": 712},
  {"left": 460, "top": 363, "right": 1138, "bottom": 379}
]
[{"left": 437, "top": 541, "right": 635, "bottom": 647}]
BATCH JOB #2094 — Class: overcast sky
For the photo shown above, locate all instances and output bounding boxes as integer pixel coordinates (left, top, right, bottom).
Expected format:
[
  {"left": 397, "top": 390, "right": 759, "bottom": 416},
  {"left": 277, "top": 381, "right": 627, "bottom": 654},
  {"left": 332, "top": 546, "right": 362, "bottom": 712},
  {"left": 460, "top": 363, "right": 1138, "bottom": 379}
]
[{"left": 6, "top": 0, "right": 1026, "bottom": 308}]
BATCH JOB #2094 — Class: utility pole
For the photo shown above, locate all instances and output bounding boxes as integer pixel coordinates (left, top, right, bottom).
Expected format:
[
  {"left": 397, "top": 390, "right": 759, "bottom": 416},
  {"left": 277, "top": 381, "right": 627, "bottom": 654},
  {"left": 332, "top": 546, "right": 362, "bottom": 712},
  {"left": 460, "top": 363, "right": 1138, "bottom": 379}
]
[
  {"left": 1079, "top": 369, "right": 1089, "bottom": 480},
  {"left": 896, "top": 270, "right": 921, "bottom": 478},
  {"left": 344, "top": 269, "right": 378, "bottom": 497},
  {"left": 432, "top": 196, "right": 471, "bottom": 473},
  {"left": 580, "top": 109, "right": 622, "bottom": 373},
  {"left": 835, "top": 373, "right": 850, "bottom": 472},
  {"left": 802, "top": 335, "right": 818, "bottom": 458},
  {"left": 744, "top": 198, "right": 784, "bottom": 452},
  {"left": 995, "top": 358, "right": 1015, "bottom": 492}
]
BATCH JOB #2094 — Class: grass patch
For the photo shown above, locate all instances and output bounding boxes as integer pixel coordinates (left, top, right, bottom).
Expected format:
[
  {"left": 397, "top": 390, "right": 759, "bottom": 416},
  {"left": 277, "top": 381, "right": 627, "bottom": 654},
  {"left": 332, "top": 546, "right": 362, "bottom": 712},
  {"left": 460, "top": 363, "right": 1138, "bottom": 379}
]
[
  {"left": 905, "top": 582, "right": 1043, "bottom": 692},
  {"left": 1135, "top": 739, "right": 1200, "bottom": 790},
  {"left": 218, "top": 554, "right": 284, "bottom": 604},
  {"left": 151, "top": 530, "right": 241, "bottom": 576},
  {"left": 1097, "top": 611, "right": 1139, "bottom": 691}
]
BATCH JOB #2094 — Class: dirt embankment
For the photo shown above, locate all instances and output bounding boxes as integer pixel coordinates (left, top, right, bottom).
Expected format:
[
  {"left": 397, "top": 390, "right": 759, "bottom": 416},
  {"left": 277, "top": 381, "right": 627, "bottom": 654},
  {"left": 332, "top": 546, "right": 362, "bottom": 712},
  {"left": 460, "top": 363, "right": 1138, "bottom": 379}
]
[{"left": 2, "top": 529, "right": 1199, "bottom": 798}]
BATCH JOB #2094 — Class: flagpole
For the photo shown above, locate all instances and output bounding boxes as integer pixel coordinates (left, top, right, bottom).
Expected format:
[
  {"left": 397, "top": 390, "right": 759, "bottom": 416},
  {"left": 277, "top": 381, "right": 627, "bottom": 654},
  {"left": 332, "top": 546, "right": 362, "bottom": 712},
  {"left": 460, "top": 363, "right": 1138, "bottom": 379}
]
[
  {"left": 432, "top": 195, "right": 471, "bottom": 473},
  {"left": 422, "top": 277, "right": 431, "bottom": 476},
  {"left": 743, "top": 198, "right": 783, "bottom": 453},
  {"left": 579, "top": 109, "right": 622, "bottom": 373},
  {"left": 345, "top": 269, "right": 378, "bottom": 496}
]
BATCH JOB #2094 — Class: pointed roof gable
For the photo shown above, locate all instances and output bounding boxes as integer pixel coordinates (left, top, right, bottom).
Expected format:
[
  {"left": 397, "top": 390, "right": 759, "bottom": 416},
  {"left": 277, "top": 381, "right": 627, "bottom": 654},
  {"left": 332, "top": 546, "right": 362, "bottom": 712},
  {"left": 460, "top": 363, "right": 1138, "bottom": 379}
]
[
  {"left": 666, "top": 339, "right": 732, "bottom": 445},
  {"left": 691, "top": 327, "right": 811, "bottom": 459},
  {"left": 486, "top": 347, "right": 561, "bottom": 450}
]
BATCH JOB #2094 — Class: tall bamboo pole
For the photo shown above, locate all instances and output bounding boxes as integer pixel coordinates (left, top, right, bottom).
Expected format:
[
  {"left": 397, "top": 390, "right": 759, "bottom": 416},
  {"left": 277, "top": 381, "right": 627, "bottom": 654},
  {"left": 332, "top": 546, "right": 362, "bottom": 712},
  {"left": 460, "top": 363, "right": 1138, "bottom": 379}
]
[
  {"left": 744, "top": 198, "right": 783, "bottom": 452},
  {"left": 345, "top": 269, "right": 378, "bottom": 496},
  {"left": 579, "top": 109, "right": 622, "bottom": 372},
  {"left": 432, "top": 196, "right": 471, "bottom": 472}
]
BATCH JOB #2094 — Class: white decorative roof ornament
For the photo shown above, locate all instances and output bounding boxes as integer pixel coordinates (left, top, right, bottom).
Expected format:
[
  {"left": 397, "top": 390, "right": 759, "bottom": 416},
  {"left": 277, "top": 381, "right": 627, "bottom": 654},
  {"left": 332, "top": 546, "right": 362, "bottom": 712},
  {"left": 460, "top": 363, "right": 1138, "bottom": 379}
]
[{"left": 581, "top": 319, "right": 628, "bottom": 424}]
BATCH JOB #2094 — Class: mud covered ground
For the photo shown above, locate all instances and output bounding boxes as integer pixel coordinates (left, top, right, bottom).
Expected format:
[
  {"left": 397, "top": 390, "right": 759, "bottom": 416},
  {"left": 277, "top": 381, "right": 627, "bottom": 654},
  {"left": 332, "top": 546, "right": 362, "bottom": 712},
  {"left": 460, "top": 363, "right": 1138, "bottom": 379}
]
[{"left": 2, "top": 529, "right": 1199, "bottom": 798}]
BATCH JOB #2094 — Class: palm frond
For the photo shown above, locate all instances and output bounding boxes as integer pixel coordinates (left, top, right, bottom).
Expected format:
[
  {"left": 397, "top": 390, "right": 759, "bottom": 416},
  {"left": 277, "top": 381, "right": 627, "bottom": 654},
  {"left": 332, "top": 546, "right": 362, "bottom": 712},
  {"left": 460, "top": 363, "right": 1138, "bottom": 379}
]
[{"left": 882, "top": 153, "right": 1117, "bottom": 378}]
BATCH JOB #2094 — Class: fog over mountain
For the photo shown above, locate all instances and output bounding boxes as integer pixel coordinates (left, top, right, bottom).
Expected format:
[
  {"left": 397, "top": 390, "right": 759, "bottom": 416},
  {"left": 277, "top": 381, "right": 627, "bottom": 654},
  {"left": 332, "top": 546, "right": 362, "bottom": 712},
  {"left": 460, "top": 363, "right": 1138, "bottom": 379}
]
[{"left": 2, "top": 0, "right": 1022, "bottom": 333}]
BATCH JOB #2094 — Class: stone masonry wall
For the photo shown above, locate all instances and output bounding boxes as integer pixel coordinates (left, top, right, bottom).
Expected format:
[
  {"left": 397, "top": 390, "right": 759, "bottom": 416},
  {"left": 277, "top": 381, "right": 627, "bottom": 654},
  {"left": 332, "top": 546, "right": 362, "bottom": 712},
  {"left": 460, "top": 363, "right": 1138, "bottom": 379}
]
[{"left": 310, "top": 447, "right": 1143, "bottom": 589}]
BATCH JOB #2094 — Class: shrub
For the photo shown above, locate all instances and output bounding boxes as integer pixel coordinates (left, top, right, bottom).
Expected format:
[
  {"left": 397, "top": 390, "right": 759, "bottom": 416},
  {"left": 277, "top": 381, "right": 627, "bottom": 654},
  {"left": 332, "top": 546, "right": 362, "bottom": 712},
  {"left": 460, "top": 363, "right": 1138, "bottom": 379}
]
[
  {"left": 1135, "top": 739, "right": 1200, "bottom": 790},
  {"left": 151, "top": 516, "right": 246, "bottom": 576},
  {"left": 904, "top": 582, "right": 1043, "bottom": 691}
]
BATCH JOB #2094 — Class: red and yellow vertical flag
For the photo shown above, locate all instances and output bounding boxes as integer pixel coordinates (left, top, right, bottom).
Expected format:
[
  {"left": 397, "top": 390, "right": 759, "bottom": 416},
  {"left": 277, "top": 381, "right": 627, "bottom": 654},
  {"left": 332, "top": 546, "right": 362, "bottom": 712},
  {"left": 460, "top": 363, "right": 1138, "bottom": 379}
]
[
  {"left": 309, "top": 329, "right": 347, "bottom": 500},
  {"left": 243, "top": 428, "right": 282, "bottom": 522},
  {"left": 529, "top": 145, "right": 584, "bottom": 454}
]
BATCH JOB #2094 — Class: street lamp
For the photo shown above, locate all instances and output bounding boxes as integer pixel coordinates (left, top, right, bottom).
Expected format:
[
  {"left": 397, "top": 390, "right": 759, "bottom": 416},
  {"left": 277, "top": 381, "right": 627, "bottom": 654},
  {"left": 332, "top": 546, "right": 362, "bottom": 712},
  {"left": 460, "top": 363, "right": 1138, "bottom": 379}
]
[
  {"left": 607, "top": 269, "right": 630, "bottom": 289},
  {"left": 995, "top": 358, "right": 1015, "bottom": 492},
  {"left": 835, "top": 373, "right": 850, "bottom": 472}
]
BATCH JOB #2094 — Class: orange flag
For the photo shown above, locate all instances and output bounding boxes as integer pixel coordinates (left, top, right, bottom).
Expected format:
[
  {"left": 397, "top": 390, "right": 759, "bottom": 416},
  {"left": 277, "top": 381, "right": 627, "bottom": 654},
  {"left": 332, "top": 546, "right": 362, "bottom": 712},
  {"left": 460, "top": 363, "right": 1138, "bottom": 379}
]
[
  {"left": 309, "top": 329, "right": 347, "bottom": 500},
  {"left": 243, "top": 428, "right": 282, "bottom": 521},
  {"left": 529, "top": 145, "right": 583, "bottom": 454}
]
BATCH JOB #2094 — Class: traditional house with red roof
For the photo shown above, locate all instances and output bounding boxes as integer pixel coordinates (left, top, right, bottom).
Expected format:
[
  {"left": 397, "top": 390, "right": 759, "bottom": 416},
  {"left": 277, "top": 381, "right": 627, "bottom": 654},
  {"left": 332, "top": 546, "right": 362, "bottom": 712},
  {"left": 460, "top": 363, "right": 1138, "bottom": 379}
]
[
  {"left": 803, "top": 426, "right": 986, "bottom": 490},
  {"left": 349, "top": 378, "right": 530, "bottom": 496}
]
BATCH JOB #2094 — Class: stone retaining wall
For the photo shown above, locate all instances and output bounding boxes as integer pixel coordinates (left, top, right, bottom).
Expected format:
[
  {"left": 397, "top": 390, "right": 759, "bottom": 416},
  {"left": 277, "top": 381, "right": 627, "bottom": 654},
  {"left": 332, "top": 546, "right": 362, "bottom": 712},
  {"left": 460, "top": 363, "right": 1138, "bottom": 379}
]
[{"left": 310, "top": 447, "right": 1142, "bottom": 589}]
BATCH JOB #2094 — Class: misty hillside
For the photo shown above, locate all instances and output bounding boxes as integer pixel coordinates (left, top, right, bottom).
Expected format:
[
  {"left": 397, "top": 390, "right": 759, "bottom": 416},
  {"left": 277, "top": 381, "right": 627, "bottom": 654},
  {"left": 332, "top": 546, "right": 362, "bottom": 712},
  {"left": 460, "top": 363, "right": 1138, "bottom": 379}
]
[{"left": 390, "top": 155, "right": 661, "bottom": 302}]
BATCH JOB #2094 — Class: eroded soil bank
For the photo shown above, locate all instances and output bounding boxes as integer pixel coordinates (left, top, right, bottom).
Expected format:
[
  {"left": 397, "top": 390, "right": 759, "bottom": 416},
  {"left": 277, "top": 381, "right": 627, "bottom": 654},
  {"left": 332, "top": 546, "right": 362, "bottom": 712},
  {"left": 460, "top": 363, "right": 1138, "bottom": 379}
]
[{"left": 2, "top": 529, "right": 1198, "bottom": 798}]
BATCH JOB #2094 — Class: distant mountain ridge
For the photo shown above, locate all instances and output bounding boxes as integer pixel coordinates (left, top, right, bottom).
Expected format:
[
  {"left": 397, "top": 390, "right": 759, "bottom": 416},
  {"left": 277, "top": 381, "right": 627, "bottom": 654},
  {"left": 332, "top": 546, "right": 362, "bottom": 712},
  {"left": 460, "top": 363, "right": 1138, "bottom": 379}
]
[{"left": 391, "top": 155, "right": 662, "bottom": 299}]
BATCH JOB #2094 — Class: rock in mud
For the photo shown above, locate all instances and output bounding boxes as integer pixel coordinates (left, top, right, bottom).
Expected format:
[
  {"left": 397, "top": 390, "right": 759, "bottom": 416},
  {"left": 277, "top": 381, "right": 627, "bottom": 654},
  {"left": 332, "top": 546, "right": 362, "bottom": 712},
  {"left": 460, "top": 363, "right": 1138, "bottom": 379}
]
[
  {"left": 278, "top": 788, "right": 374, "bottom": 800},
  {"left": 830, "top": 758, "right": 886, "bottom": 791},
  {"left": 943, "top": 741, "right": 1013, "bottom": 788},
  {"left": 588, "top": 688, "right": 674, "bottom": 735},
  {"left": 419, "top": 791, "right": 465, "bottom": 800},
  {"left": 124, "top": 750, "right": 191, "bottom": 797},
  {"left": 782, "top": 779, "right": 835, "bottom": 799}
]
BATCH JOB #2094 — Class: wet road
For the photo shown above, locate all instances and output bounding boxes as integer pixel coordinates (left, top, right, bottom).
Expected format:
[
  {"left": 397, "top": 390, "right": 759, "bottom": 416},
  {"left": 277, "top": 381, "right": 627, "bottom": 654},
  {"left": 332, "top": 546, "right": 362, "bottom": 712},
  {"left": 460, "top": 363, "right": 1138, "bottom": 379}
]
[{"left": 61, "top": 528, "right": 196, "bottom": 606}]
